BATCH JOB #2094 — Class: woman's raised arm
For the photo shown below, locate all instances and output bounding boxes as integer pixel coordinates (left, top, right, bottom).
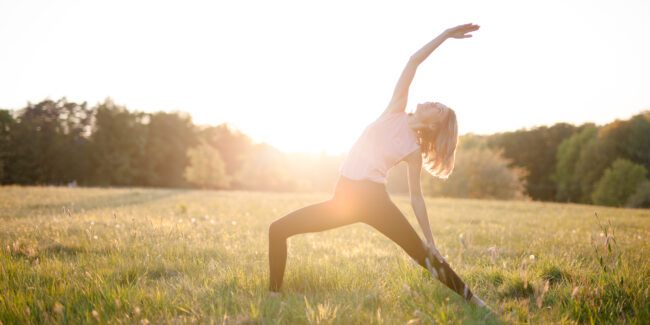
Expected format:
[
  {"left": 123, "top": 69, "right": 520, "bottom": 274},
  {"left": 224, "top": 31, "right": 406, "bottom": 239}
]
[{"left": 382, "top": 23, "right": 480, "bottom": 116}]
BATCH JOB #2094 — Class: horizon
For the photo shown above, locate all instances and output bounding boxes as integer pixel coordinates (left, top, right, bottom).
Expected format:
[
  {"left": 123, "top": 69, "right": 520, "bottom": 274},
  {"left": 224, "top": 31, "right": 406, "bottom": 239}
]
[
  {"left": 1, "top": 0, "right": 649, "bottom": 155},
  {"left": 5, "top": 96, "right": 647, "bottom": 156}
]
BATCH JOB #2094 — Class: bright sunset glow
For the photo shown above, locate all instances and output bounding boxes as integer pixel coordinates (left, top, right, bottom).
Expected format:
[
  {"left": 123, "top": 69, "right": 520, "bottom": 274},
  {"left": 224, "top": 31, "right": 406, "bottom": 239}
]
[{"left": 1, "top": 0, "right": 649, "bottom": 154}]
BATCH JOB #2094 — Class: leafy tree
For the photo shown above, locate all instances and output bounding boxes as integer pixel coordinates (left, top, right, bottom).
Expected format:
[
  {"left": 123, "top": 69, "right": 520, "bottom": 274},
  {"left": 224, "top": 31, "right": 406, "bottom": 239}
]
[
  {"left": 621, "top": 111, "right": 650, "bottom": 172},
  {"left": 0, "top": 109, "right": 15, "bottom": 183},
  {"left": 5, "top": 97, "right": 92, "bottom": 185},
  {"left": 140, "top": 111, "right": 198, "bottom": 187},
  {"left": 552, "top": 125, "right": 598, "bottom": 202},
  {"left": 88, "top": 98, "right": 148, "bottom": 186},
  {"left": 184, "top": 141, "right": 230, "bottom": 189},
  {"left": 487, "top": 123, "right": 577, "bottom": 201},
  {"left": 571, "top": 114, "right": 649, "bottom": 203},
  {"left": 199, "top": 124, "right": 253, "bottom": 188},
  {"left": 423, "top": 138, "right": 528, "bottom": 199},
  {"left": 626, "top": 181, "right": 650, "bottom": 208},
  {"left": 591, "top": 159, "right": 647, "bottom": 207}
]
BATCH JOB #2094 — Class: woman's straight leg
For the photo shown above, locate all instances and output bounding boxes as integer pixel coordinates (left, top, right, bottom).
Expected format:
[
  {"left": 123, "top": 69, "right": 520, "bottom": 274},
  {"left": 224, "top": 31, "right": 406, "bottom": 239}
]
[
  {"left": 268, "top": 196, "right": 360, "bottom": 292},
  {"left": 361, "top": 196, "right": 474, "bottom": 301}
]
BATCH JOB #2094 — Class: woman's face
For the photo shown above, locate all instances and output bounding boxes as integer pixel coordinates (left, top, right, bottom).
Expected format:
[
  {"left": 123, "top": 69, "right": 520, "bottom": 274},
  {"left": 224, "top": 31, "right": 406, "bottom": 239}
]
[{"left": 417, "top": 102, "right": 449, "bottom": 127}]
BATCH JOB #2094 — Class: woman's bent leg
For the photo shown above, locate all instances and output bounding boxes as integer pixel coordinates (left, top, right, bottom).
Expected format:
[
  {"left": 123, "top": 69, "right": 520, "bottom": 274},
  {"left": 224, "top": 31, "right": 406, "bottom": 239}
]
[
  {"left": 362, "top": 199, "right": 474, "bottom": 301},
  {"left": 268, "top": 198, "right": 358, "bottom": 292}
]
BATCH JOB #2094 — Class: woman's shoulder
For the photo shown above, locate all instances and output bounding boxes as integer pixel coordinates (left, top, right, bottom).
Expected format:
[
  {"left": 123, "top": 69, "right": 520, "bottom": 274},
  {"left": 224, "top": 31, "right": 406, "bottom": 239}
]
[{"left": 373, "top": 111, "right": 405, "bottom": 126}]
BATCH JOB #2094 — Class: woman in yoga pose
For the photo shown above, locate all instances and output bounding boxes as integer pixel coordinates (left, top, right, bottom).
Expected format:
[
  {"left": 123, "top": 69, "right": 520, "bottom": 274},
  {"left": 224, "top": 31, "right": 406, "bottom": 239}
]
[{"left": 267, "top": 23, "right": 489, "bottom": 308}]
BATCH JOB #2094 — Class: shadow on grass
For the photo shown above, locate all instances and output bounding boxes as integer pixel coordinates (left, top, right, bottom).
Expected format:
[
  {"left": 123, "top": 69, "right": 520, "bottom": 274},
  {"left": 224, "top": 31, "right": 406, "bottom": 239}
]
[
  {"left": 41, "top": 242, "right": 85, "bottom": 257},
  {"left": 14, "top": 189, "right": 186, "bottom": 218}
]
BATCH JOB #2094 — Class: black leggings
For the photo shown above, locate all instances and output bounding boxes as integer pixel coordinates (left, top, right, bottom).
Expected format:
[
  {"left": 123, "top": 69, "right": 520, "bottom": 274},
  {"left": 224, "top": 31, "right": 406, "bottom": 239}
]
[{"left": 268, "top": 175, "right": 473, "bottom": 301}]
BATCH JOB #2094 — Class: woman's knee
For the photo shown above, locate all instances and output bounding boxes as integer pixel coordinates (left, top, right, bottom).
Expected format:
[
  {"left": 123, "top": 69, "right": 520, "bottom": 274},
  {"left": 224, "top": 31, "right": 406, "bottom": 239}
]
[{"left": 269, "top": 220, "right": 286, "bottom": 242}]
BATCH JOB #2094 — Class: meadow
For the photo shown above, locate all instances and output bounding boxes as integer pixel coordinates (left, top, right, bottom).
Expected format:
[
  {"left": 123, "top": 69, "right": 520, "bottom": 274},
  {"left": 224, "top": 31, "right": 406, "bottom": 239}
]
[{"left": 0, "top": 186, "right": 648, "bottom": 324}]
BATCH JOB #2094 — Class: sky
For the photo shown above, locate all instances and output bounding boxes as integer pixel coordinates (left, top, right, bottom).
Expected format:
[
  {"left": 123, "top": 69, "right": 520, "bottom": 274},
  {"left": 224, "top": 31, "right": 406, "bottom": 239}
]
[{"left": 1, "top": 0, "right": 649, "bottom": 155}]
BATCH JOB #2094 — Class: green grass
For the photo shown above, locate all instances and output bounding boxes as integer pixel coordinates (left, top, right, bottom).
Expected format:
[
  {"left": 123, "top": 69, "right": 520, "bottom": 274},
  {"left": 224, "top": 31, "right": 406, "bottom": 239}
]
[{"left": 1, "top": 185, "right": 648, "bottom": 324}]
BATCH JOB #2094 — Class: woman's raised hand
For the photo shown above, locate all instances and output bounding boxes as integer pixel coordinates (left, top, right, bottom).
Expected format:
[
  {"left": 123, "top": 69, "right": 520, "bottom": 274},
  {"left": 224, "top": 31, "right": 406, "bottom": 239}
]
[{"left": 444, "top": 23, "right": 480, "bottom": 39}]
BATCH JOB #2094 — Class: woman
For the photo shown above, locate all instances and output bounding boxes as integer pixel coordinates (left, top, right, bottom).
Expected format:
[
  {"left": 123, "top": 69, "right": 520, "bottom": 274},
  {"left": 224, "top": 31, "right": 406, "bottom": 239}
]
[{"left": 267, "top": 23, "right": 489, "bottom": 309}]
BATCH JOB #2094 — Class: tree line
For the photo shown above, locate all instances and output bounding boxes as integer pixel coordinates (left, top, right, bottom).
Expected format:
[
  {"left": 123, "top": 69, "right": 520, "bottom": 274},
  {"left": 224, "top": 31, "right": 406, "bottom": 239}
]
[
  {"left": 484, "top": 111, "right": 650, "bottom": 207},
  {"left": 0, "top": 97, "right": 343, "bottom": 193},
  {"left": 1, "top": 96, "right": 648, "bottom": 207}
]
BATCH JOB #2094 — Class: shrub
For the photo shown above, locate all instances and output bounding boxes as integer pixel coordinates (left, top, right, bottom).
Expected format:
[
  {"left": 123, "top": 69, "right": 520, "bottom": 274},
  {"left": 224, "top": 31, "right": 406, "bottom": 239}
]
[
  {"left": 184, "top": 142, "right": 231, "bottom": 189},
  {"left": 591, "top": 159, "right": 647, "bottom": 207},
  {"left": 626, "top": 181, "right": 650, "bottom": 208},
  {"left": 423, "top": 144, "right": 528, "bottom": 199}
]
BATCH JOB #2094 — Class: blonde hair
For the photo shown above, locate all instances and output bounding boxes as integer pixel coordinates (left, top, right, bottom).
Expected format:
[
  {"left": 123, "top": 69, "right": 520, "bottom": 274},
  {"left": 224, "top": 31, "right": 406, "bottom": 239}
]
[{"left": 410, "top": 108, "right": 459, "bottom": 179}]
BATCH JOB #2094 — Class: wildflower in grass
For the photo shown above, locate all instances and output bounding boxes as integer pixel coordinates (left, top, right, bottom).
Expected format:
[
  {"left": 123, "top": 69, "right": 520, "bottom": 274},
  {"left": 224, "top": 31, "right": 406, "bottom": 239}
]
[
  {"left": 191, "top": 218, "right": 196, "bottom": 223},
  {"left": 488, "top": 246, "right": 498, "bottom": 264},
  {"left": 402, "top": 284, "right": 411, "bottom": 295},
  {"left": 93, "top": 235, "right": 98, "bottom": 240},
  {"left": 134, "top": 306, "right": 141, "bottom": 315},
  {"left": 529, "top": 254, "right": 535, "bottom": 260},
  {"left": 534, "top": 280, "right": 550, "bottom": 308},
  {"left": 92, "top": 309, "right": 100, "bottom": 320},
  {"left": 599, "top": 232, "right": 605, "bottom": 237},
  {"left": 53, "top": 302, "right": 64, "bottom": 315},
  {"left": 210, "top": 220, "right": 215, "bottom": 225},
  {"left": 140, "top": 319, "right": 150, "bottom": 324},
  {"left": 571, "top": 286, "right": 579, "bottom": 300},
  {"left": 521, "top": 259, "right": 528, "bottom": 289},
  {"left": 90, "top": 221, "right": 95, "bottom": 226}
]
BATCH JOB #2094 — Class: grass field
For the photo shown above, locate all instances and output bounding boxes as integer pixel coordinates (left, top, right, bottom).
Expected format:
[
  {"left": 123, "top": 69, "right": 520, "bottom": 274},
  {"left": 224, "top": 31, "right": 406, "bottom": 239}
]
[{"left": 0, "top": 186, "right": 648, "bottom": 324}]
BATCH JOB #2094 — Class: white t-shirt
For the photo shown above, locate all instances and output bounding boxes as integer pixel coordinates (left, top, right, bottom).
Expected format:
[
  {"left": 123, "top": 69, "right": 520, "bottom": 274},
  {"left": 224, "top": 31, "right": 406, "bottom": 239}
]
[{"left": 339, "top": 111, "right": 421, "bottom": 184}]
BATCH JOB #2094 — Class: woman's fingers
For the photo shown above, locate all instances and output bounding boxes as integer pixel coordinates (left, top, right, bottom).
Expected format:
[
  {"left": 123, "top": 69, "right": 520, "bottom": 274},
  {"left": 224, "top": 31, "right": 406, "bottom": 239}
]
[
  {"left": 424, "top": 242, "right": 445, "bottom": 263},
  {"left": 447, "top": 23, "right": 479, "bottom": 39}
]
